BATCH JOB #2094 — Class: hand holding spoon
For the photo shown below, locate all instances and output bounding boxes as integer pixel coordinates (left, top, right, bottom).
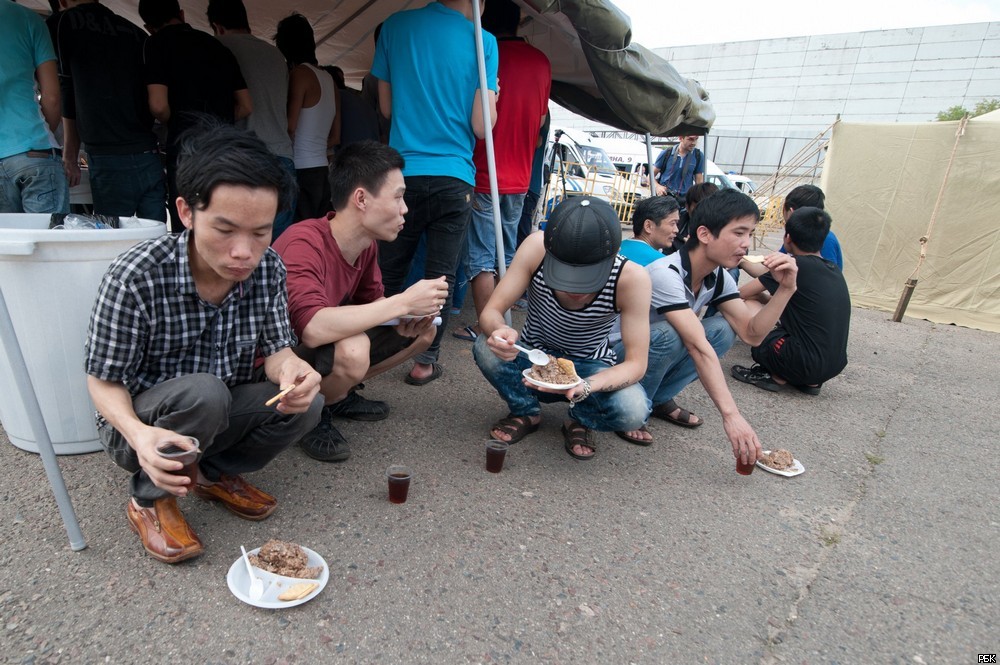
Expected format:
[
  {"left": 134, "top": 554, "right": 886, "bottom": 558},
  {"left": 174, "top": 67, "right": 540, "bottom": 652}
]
[{"left": 493, "top": 335, "right": 549, "bottom": 366}]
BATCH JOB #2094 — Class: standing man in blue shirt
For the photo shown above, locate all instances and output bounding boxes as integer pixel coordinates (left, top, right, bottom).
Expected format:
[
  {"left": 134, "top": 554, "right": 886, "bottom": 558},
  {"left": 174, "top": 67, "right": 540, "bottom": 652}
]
[
  {"left": 652, "top": 135, "right": 705, "bottom": 201},
  {"left": 0, "top": 0, "right": 69, "bottom": 214},
  {"left": 371, "top": 0, "right": 498, "bottom": 386}
]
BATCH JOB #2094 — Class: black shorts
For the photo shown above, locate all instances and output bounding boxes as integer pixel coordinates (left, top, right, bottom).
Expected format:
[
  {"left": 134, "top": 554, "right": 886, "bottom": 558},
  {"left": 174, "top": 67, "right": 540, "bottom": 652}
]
[
  {"left": 293, "top": 326, "right": 417, "bottom": 376},
  {"left": 750, "top": 328, "right": 814, "bottom": 386}
]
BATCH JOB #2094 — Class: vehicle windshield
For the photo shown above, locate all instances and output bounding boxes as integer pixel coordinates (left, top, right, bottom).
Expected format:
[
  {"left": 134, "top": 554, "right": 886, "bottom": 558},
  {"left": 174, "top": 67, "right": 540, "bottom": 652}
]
[{"left": 578, "top": 146, "right": 618, "bottom": 175}]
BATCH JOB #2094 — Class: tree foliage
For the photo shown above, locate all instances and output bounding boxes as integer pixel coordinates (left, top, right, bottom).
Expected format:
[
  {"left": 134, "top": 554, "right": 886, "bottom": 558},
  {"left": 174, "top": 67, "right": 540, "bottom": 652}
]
[{"left": 936, "top": 98, "right": 1000, "bottom": 121}]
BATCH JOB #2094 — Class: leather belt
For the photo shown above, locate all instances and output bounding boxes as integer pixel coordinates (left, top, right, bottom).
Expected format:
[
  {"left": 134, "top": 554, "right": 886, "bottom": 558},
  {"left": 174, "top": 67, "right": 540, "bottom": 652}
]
[{"left": 25, "top": 148, "right": 62, "bottom": 159}]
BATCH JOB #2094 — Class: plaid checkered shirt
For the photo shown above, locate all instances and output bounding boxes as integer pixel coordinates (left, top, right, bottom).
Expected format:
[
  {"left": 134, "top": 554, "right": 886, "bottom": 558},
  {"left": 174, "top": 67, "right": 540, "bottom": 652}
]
[{"left": 85, "top": 231, "right": 296, "bottom": 424}]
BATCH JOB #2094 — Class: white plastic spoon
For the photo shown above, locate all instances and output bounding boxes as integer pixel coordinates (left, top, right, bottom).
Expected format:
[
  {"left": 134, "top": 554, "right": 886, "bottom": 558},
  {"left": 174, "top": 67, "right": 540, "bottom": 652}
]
[
  {"left": 241, "top": 546, "right": 265, "bottom": 601},
  {"left": 493, "top": 335, "right": 549, "bottom": 365}
]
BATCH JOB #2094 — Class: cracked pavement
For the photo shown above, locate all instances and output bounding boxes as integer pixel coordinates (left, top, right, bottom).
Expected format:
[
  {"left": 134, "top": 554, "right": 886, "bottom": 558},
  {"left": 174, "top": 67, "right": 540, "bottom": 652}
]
[{"left": 1, "top": 306, "right": 996, "bottom": 664}]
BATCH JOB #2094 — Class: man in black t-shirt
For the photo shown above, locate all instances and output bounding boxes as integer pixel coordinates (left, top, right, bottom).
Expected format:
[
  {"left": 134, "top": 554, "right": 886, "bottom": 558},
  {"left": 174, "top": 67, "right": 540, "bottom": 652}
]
[
  {"left": 138, "top": 0, "right": 251, "bottom": 229},
  {"left": 732, "top": 207, "right": 851, "bottom": 395},
  {"left": 56, "top": 0, "right": 166, "bottom": 221}
]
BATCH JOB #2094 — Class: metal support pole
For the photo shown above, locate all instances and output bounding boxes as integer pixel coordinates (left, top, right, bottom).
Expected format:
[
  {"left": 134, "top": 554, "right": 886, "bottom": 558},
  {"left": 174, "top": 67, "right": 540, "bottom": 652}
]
[
  {"left": 471, "top": 0, "right": 510, "bottom": 325},
  {"left": 0, "top": 286, "right": 86, "bottom": 551},
  {"left": 644, "top": 133, "right": 655, "bottom": 195}
]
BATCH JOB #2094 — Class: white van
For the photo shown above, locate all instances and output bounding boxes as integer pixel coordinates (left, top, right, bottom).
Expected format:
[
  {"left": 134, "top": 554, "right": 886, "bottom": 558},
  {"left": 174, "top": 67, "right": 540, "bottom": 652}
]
[{"left": 542, "top": 128, "right": 636, "bottom": 215}]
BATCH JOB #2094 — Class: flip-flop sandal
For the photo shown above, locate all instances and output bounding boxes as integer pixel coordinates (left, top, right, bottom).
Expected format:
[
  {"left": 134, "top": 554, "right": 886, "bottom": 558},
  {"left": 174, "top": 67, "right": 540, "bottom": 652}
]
[
  {"left": 651, "top": 399, "right": 703, "bottom": 428},
  {"left": 490, "top": 413, "right": 540, "bottom": 444},
  {"left": 562, "top": 421, "right": 596, "bottom": 460},
  {"left": 614, "top": 425, "right": 653, "bottom": 446},
  {"left": 451, "top": 325, "right": 479, "bottom": 342},
  {"left": 403, "top": 363, "right": 443, "bottom": 386}
]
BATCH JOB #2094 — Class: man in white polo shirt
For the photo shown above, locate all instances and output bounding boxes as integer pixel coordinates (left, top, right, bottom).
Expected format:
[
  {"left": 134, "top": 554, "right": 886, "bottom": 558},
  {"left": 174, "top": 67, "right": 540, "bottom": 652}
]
[{"left": 615, "top": 188, "right": 797, "bottom": 469}]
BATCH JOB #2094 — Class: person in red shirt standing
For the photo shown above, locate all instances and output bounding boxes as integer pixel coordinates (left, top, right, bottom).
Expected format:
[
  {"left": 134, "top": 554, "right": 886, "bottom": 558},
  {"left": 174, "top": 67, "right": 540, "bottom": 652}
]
[{"left": 453, "top": 0, "right": 551, "bottom": 342}]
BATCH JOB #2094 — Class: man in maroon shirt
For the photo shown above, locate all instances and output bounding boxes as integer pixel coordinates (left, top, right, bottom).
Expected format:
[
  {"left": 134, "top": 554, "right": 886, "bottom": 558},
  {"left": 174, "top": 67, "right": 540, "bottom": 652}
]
[{"left": 273, "top": 141, "right": 448, "bottom": 462}]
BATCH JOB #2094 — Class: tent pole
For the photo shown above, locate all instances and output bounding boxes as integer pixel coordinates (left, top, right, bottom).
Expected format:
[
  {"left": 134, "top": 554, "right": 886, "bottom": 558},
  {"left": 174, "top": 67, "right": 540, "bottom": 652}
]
[
  {"left": 892, "top": 115, "right": 968, "bottom": 323},
  {"left": 644, "top": 133, "right": 655, "bottom": 197},
  {"left": 471, "top": 0, "right": 510, "bottom": 326},
  {"left": 0, "top": 286, "right": 86, "bottom": 551}
]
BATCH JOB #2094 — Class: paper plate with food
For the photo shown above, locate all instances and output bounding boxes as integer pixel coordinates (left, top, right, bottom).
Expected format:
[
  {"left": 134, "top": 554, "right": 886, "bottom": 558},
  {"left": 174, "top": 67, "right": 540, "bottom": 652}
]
[
  {"left": 227, "top": 539, "right": 329, "bottom": 609},
  {"left": 522, "top": 355, "right": 583, "bottom": 390},
  {"left": 755, "top": 449, "right": 805, "bottom": 477}
]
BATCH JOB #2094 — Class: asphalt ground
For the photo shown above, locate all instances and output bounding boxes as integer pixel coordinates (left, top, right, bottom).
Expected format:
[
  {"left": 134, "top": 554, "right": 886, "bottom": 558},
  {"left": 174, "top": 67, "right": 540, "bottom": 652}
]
[{"left": 1, "top": 302, "right": 997, "bottom": 664}]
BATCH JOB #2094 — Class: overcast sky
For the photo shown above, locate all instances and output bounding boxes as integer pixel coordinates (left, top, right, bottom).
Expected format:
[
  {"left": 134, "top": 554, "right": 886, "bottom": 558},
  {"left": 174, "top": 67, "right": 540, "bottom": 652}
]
[{"left": 611, "top": 0, "right": 1000, "bottom": 48}]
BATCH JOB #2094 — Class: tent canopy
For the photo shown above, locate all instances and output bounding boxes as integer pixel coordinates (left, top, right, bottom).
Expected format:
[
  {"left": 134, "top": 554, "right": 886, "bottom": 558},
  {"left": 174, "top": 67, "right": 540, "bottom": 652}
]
[
  {"left": 27, "top": 0, "right": 714, "bottom": 137},
  {"left": 822, "top": 112, "right": 1000, "bottom": 332}
]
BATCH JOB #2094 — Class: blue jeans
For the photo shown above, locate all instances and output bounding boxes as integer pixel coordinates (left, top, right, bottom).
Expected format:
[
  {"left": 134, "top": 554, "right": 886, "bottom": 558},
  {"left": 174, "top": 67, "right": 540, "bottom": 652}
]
[
  {"left": 461, "top": 192, "right": 525, "bottom": 286},
  {"left": 616, "top": 316, "right": 736, "bottom": 408},
  {"left": 88, "top": 151, "right": 166, "bottom": 222},
  {"left": 473, "top": 335, "right": 650, "bottom": 432},
  {"left": 379, "top": 176, "right": 473, "bottom": 365},
  {"left": 0, "top": 151, "right": 69, "bottom": 214}
]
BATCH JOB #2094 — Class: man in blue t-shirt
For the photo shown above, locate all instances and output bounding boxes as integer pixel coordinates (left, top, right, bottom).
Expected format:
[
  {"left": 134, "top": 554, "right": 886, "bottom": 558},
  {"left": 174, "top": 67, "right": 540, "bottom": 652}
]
[
  {"left": 619, "top": 196, "right": 681, "bottom": 267},
  {"left": 652, "top": 135, "right": 705, "bottom": 200},
  {"left": 371, "top": 0, "right": 498, "bottom": 386},
  {"left": 0, "top": 0, "right": 69, "bottom": 214},
  {"left": 741, "top": 184, "right": 843, "bottom": 286}
]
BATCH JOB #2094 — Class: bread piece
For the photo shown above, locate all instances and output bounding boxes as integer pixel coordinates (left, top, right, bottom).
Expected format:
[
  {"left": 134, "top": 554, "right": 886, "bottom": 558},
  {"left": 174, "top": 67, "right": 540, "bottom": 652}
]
[
  {"left": 743, "top": 255, "right": 766, "bottom": 263},
  {"left": 278, "top": 582, "right": 318, "bottom": 601},
  {"left": 555, "top": 358, "right": 578, "bottom": 381}
]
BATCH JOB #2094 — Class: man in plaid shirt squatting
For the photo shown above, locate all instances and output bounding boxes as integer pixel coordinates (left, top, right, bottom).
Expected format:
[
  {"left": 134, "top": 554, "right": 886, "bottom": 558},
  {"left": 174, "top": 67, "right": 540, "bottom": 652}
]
[{"left": 85, "top": 122, "right": 324, "bottom": 564}]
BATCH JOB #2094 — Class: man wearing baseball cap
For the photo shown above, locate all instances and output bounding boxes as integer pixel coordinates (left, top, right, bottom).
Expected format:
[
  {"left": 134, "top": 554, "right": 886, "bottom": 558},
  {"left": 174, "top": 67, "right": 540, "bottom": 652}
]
[{"left": 472, "top": 196, "right": 652, "bottom": 460}]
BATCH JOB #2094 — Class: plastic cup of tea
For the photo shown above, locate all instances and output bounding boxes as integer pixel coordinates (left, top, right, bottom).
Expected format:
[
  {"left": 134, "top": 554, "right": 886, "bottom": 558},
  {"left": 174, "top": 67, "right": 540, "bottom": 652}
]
[
  {"left": 386, "top": 465, "right": 412, "bottom": 504},
  {"left": 485, "top": 440, "right": 509, "bottom": 473},
  {"left": 736, "top": 455, "right": 755, "bottom": 476},
  {"left": 157, "top": 436, "right": 200, "bottom": 484}
]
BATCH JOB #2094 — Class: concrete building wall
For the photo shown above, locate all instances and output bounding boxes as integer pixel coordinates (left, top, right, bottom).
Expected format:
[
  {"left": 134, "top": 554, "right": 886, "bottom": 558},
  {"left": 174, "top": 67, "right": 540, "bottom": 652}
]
[{"left": 654, "top": 22, "right": 1000, "bottom": 134}]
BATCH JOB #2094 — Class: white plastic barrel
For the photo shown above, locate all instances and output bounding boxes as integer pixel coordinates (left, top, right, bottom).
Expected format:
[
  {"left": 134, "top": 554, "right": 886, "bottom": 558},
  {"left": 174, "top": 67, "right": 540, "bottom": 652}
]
[{"left": 0, "top": 214, "right": 166, "bottom": 454}]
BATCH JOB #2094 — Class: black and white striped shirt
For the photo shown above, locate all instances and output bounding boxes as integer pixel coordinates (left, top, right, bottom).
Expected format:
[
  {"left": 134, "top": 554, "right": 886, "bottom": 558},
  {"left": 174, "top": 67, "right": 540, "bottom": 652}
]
[
  {"left": 520, "top": 254, "right": 626, "bottom": 364},
  {"left": 85, "top": 231, "right": 296, "bottom": 405}
]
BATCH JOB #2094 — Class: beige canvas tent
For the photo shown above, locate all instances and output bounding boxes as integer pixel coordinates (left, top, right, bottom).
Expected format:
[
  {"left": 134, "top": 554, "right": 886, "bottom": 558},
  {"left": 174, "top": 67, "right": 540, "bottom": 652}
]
[{"left": 822, "top": 110, "right": 1000, "bottom": 332}]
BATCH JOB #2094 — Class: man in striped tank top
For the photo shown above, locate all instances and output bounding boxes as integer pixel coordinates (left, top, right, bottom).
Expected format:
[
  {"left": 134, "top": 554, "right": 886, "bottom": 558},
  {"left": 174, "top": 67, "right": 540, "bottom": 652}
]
[{"left": 472, "top": 197, "right": 652, "bottom": 461}]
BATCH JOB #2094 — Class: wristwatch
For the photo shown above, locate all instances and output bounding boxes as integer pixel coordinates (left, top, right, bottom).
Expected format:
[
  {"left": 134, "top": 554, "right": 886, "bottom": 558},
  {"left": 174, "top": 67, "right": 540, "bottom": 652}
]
[{"left": 569, "top": 379, "right": 592, "bottom": 404}]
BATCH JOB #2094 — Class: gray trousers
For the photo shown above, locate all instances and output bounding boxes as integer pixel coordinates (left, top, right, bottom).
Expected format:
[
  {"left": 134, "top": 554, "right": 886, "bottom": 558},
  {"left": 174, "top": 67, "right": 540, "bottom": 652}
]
[{"left": 98, "top": 373, "right": 323, "bottom": 503}]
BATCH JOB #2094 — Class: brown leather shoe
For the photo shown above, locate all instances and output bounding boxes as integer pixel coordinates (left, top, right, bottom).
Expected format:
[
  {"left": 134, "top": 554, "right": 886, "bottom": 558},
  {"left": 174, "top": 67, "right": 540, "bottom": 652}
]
[
  {"left": 126, "top": 497, "right": 204, "bottom": 564},
  {"left": 192, "top": 475, "right": 277, "bottom": 521}
]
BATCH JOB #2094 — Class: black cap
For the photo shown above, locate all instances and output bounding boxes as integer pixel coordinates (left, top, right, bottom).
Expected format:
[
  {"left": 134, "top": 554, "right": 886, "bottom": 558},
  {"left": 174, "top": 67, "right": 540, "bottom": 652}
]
[{"left": 542, "top": 196, "right": 622, "bottom": 293}]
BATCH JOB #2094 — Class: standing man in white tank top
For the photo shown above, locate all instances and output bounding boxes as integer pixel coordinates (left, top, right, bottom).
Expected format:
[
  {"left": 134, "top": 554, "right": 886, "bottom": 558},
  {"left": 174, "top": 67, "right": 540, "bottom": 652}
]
[{"left": 274, "top": 13, "right": 341, "bottom": 222}]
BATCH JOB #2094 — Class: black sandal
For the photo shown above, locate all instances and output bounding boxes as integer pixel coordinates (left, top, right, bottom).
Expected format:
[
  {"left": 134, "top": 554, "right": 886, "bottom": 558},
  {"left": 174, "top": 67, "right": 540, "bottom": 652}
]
[
  {"left": 651, "top": 399, "right": 703, "bottom": 428},
  {"left": 490, "top": 414, "right": 540, "bottom": 444},
  {"left": 562, "top": 421, "right": 596, "bottom": 460},
  {"left": 615, "top": 425, "right": 653, "bottom": 446}
]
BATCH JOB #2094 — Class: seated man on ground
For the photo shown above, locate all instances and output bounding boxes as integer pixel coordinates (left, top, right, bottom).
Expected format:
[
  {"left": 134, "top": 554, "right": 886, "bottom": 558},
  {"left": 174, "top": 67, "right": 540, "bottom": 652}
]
[
  {"left": 273, "top": 140, "right": 449, "bottom": 462},
  {"left": 731, "top": 206, "right": 850, "bottom": 394},
  {"left": 741, "top": 184, "right": 842, "bottom": 274},
  {"left": 85, "top": 122, "right": 324, "bottom": 564},
  {"left": 472, "top": 196, "right": 652, "bottom": 461},
  {"left": 619, "top": 195, "right": 680, "bottom": 266},
  {"left": 619, "top": 188, "right": 797, "bottom": 469}
]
